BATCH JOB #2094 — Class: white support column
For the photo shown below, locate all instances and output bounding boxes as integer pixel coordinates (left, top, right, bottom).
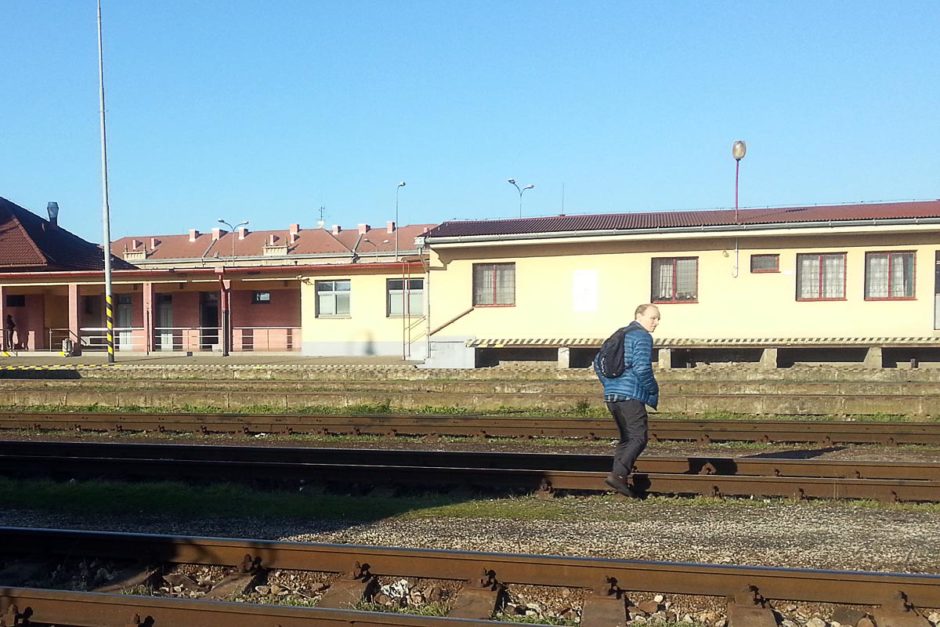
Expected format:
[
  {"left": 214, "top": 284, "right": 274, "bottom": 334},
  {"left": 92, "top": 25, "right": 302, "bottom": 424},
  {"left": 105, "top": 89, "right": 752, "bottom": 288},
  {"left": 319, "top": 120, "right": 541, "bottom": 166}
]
[
  {"left": 760, "top": 347, "right": 778, "bottom": 369},
  {"left": 657, "top": 348, "right": 672, "bottom": 369}
]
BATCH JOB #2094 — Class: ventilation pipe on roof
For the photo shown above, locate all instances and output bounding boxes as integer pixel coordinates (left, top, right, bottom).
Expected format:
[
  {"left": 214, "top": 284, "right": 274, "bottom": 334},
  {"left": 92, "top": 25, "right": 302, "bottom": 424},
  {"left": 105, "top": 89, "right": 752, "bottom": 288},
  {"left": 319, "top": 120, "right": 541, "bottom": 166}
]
[{"left": 46, "top": 202, "right": 59, "bottom": 226}]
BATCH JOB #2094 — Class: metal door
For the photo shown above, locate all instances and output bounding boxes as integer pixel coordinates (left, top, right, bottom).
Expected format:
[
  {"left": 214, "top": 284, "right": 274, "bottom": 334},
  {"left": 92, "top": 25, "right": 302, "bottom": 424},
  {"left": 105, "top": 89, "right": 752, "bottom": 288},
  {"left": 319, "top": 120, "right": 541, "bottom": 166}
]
[
  {"left": 116, "top": 295, "right": 133, "bottom": 349},
  {"left": 157, "top": 294, "right": 174, "bottom": 350},
  {"left": 935, "top": 252, "right": 940, "bottom": 330}
]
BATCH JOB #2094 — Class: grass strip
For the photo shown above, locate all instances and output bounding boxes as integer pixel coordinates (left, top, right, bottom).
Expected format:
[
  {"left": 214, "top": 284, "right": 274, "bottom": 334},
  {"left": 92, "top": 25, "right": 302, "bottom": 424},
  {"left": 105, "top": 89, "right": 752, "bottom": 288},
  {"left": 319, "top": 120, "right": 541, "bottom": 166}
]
[{"left": 1, "top": 478, "right": 938, "bottom": 523}]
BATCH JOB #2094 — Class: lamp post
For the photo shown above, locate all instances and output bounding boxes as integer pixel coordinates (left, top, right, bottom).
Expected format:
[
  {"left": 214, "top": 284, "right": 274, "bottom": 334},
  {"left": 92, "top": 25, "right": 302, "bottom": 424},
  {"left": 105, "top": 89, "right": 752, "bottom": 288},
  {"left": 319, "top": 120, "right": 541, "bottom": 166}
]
[
  {"left": 507, "top": 179, "right": 535, "bottom": 218},
  {"left": 215, "top": 219, "right": 248, "bottom": 357},
  {"left": 395, "top": 181, "right": 406, "bottom": 262},
  {"left": 217, "top": 219, "right": 249, "bottom": 259},
  {"left": 732, "top": 140, "right": 746, "bottom": 223}
]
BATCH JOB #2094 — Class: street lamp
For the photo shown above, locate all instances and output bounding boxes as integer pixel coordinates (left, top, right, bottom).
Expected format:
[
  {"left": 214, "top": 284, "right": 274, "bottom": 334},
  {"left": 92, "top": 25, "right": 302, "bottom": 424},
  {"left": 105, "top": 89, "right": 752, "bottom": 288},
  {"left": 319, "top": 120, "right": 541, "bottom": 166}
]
[
  {"left": 215, "top": 218, "right": 248, "bottom": 358},
  {"left": 217, "top": 218, "right": 249, "bottom": 259},
  {"left": 732, "top": 140, "right": 746, "bottom": 224},
  {"left": 395, "top": 181, "right": 406, "bottom": 261},
  {"left": 507, "top": 179, "right": 535, "bottom": 218}
]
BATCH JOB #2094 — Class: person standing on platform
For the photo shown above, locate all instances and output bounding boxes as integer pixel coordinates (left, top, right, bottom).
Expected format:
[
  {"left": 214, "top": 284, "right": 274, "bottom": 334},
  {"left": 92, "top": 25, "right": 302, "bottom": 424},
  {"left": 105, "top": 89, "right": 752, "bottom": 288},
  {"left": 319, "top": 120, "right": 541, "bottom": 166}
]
[{"left": 3, "top": 314, "right": 15, "bottom": 352}]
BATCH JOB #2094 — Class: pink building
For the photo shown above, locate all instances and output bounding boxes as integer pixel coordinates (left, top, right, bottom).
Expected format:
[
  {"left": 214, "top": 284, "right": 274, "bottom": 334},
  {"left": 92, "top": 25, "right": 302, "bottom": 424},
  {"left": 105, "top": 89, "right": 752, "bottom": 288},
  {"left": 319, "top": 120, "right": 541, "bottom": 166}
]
[{"left": 1, "top": 196, "right": 431, "bottom": 356}]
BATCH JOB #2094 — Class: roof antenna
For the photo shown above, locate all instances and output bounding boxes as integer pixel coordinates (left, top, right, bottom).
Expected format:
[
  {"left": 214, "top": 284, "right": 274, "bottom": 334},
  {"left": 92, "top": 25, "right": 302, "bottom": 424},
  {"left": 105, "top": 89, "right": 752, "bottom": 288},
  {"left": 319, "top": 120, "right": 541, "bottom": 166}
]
[{"left": 317, "top": 205, "right": 326, "bottom": 229}]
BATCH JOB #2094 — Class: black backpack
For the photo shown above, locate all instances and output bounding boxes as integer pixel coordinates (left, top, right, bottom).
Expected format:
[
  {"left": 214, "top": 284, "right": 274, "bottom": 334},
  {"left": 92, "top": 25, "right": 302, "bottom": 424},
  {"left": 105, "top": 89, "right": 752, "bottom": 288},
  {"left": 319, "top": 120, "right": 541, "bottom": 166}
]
[{"left": 596, "top": 326, "right": 631, "bottom": 378}]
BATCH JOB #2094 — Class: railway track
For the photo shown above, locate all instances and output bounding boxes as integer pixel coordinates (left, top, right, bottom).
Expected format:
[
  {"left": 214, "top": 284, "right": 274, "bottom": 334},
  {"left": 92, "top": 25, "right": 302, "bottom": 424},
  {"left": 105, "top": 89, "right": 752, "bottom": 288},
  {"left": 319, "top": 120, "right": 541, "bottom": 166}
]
[
  {"left": 3, "top": 410, "right": 940, "bottom": 445},
  {"left": 2, "top": 441, "right": 939, "bottom": 502},
  {"left": 1, "top": 527, "right": 938, "bottom": 627}
]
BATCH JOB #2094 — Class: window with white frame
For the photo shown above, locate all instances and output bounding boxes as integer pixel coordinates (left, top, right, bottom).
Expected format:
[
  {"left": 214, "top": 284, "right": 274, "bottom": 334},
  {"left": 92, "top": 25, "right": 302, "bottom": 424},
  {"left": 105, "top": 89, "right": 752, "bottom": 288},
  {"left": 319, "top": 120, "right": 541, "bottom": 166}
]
[
  {"left": 652, "top": 257, "right": 698, "bottom": 303},
  {"left": 865, "top": 251, "right": 915, "bottom": 300},
  {"left": 797, "top": 253, "right": 846, "bottom": 300},
  {"left": 315, "top": 279, "right": 350, "bottom": 317},
  {"left": 473, "top": 263, "right": 515, "bottom": 306},
  {"left": 387, "top": 278, "right": 424, "bottom": 316}
]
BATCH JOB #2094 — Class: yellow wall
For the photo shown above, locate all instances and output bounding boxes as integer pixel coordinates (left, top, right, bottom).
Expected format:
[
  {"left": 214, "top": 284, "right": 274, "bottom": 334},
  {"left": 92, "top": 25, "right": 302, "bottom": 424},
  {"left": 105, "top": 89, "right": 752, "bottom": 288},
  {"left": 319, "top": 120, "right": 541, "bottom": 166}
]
[
  {"left": 429, "top": 231, "right": 939, "bottom": 340},
  {"left": 300, "top": 271, "right": 425, "bottom": 353}
]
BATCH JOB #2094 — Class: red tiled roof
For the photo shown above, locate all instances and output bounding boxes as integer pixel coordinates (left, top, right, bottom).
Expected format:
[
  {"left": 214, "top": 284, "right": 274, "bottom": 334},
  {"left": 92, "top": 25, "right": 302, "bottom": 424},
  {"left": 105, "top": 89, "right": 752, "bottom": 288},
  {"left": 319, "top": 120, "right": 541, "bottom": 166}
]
[
  {"left": 113, "top": 223, "right": 437, "bottom": 261},
  {"left": 426, "top": 200, "right": 940, "bottom": 239},
  {"left": 0, "top": 197, "right": 135, "bottom": 271}
]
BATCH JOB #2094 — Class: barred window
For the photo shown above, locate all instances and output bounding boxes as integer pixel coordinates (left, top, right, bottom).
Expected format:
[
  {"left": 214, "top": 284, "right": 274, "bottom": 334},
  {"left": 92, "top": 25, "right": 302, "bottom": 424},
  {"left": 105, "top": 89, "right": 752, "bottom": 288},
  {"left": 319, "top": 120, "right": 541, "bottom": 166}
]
[
  {"left": 387, "top": 278, "right": 424, "bottom": 316},
  {"left": 316, "top": 279, "right": 351, "bottom": 317},
  {"left": 797, "top": 253, "right": 845, "bottom": 300},
  {"left": 865, "top": 252, "right": 914, "bottom": 300},
  {"left": 652, "top": 257, "right": 698, "bottom": 303},
  {"left": 473, "top": 263, "right": 515, "bottom": 306}
]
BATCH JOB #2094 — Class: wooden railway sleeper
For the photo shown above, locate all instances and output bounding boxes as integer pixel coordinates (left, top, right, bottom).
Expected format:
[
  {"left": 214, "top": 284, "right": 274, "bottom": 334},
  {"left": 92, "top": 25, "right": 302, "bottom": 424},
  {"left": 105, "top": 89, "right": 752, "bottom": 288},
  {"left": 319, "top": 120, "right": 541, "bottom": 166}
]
[
  {"left": 536, "top": 478, "right": 555, "bottom": 499},
  {"left": 204, "top": 553, "right": 266, "bottom": 600},
  {"left": 726, "top": 585, "right": 776, "bottom": 627},
  {"left": 126, "top": 614, "right": 155, "bottom": 627},
  {"left": 1, "top": 604, "right": 30, "bottom": 627},
  {"left": 871, "top": 590, "right": 932, "bottom": 627},
  {"left": 449, "top": 569, "right": 504, "bottom": 620},
  {"left": 582, "top": 576, "right": 628, "bottom": 627},
  {"left": 317, "top": 561, "right": 379, "bottom": 609}
]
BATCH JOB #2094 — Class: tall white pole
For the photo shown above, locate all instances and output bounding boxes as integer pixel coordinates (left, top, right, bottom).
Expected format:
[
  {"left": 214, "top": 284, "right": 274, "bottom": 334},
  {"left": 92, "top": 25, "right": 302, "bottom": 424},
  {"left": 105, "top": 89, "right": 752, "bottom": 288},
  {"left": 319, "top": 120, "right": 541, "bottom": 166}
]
[{"left": 97, "top": 0, "right": 115, "bottom": 363}]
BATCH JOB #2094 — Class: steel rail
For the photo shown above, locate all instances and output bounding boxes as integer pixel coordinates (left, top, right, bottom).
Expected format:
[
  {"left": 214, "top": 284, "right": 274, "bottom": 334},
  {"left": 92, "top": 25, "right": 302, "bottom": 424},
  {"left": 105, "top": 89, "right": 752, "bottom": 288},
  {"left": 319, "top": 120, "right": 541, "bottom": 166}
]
[
  {"left": 1, "top": 445, "right": 938, "bottom": 502},
  {"left": 0, "top": 587, "right": 497, "bottom": 627},
  {"left": 2, "top": 440, "right": 939, "bottom": 481},
  {"left": 2, "top": 411, "right": 940, "bottom": 445},
  {"left": 3, "top": 527, "right": 940, "bottom": 608}
]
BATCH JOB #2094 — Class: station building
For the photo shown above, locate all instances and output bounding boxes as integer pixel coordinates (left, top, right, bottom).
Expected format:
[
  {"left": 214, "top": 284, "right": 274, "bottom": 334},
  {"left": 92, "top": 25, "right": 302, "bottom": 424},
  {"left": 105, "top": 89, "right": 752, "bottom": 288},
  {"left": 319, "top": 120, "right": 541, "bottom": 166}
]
[
  {"left": 4, "top": 194, "right": 940, "bottom": 368},
  {"left": 421, "top": 200, "right": 940, "bottom": 368},
  {"left": 1, "top": 196, "right": 432, "bottom": 358}
]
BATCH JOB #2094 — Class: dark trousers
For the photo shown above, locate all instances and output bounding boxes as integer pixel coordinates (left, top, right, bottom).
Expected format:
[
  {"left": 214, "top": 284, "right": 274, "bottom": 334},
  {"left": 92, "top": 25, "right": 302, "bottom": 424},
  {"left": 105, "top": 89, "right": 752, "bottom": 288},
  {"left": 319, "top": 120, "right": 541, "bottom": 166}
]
[{"left": 606, "top": 399, "right": 649, "bottom": 477}]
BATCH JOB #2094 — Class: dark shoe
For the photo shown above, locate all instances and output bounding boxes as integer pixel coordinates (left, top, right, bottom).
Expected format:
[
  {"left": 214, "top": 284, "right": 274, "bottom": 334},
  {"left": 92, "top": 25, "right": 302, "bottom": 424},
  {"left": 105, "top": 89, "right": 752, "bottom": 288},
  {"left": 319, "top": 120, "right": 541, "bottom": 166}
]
[{"left": 604, "top": 473, "right": 638, "bottom": 498}]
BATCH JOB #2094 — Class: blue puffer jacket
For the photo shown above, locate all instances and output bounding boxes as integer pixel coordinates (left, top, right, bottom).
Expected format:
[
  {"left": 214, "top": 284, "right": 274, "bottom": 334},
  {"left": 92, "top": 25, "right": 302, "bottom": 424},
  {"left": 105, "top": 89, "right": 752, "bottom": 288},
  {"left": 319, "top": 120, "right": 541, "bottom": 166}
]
[{"left": 594, "top": 321, "right": 659, "bottom": 409}]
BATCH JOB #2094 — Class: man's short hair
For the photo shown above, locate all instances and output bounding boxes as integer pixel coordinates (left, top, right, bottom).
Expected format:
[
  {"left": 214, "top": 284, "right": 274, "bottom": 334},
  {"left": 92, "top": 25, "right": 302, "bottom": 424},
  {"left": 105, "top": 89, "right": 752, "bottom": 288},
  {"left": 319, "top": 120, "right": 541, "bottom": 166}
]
[{"left": 635, "top": 303, "right": 657, "bottom": 318}]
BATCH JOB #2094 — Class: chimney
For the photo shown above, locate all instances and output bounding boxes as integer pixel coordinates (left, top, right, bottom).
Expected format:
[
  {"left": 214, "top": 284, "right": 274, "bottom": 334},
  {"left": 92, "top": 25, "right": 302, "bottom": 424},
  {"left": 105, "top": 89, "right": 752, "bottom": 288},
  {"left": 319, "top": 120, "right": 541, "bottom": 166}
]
[
  {"left": 289, "top": 223, "right": 300, "bottom": 236},
  {"left": 189, "top": 229, "right": 199, "bottom": 242},
  {"left": 332, "top": 225, "right": 342, "bottom": 235},
  {"left": 212, "top": 227, "right": 222, "bottom": 241},
  {"left": 268, "top": 234, "right": 277, "bottom": 245},
  {"left": 237, "top": 226, "right": 248, "bottom": 240},
  {"left": 131, "top": 239, "right": 141, "bottom": 250},
  {"left": 386, "top": 220, "right": 396, "bottom": 233},
  {"left": 150, "top": 237, "right": 160, "bottom": 249},
  {"left": 289, "top": 232, "right": 298, "bottom": 244},
  {"left": 46, "top": 201, "right": 59, "bottom": 226},
  {"left": 357, "top": 223, "right": 370, "bottom": 235}
]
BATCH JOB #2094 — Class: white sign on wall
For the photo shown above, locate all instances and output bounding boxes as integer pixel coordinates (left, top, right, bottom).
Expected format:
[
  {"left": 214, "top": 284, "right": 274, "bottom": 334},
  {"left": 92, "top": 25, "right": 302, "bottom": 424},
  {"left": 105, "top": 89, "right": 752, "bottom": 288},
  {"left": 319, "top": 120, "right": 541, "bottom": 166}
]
[{"left": 572, "top": 270, "right": 598, "bottom": 312}]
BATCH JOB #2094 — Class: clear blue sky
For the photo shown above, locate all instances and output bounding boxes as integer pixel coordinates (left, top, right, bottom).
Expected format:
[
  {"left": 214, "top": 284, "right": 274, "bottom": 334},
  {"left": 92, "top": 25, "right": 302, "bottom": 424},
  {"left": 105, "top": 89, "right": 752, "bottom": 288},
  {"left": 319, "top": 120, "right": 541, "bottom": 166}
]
[{"left": 2, "top": 1, "right": 938, "bottom": 242}]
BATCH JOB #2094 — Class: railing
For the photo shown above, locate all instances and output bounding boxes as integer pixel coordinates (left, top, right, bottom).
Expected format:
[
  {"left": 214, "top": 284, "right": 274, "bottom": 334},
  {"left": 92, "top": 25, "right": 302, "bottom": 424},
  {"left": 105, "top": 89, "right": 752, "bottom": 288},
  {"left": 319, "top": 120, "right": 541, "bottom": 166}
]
[
  {"left": 78, "top": 327, "right": 147, "bottom": 351},
  {"left": 153, "top": 327, "right": 222, "bottom": 352},
  {"left": 44, "top": 326, "right": 299, "bottom": 353},
  {"left": 233, "top": 327, "right": 300, "bottom": 352}
]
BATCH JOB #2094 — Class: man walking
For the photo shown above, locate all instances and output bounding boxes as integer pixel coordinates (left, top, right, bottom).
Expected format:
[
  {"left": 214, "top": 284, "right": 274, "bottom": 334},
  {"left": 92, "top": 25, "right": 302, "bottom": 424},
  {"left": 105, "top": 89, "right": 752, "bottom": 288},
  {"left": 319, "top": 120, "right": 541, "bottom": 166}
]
[{"left": 594, "top": 304, "right": 660, "bottom": 498}]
